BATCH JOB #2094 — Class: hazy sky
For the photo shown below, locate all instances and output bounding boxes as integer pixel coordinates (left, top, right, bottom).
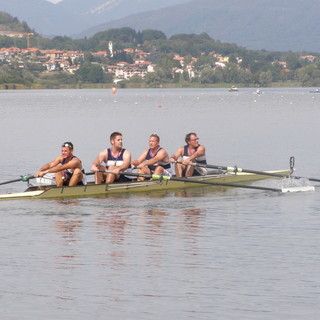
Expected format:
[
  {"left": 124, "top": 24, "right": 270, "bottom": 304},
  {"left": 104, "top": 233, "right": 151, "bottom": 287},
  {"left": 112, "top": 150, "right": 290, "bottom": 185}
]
[{"left": 46, "top": 0, "right": 62, "bottom": 3}]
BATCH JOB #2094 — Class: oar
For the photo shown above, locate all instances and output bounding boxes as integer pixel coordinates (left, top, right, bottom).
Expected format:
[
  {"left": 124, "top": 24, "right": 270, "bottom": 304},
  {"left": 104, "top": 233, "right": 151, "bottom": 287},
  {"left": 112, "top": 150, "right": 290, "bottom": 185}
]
[
  {"left": 187, "top": 162, "right": 293, "bottom": 178},
  {"left": 186, "top": 157, "right": 320, "bottom": 183},
  {"left": 0, "top": 172, "right": 95, "bottom": 186},
  {"left": 0, "top": 174, "right": 35, "bottom": 186},
  {"left": 100, "top": 170, "right": 314, "bottom": 193},
  {"left": 192, "top": 163, "right": 320, "bottom": 182},
  {"left": 0, "top": 171, "right": 95, "bottom": 187}
]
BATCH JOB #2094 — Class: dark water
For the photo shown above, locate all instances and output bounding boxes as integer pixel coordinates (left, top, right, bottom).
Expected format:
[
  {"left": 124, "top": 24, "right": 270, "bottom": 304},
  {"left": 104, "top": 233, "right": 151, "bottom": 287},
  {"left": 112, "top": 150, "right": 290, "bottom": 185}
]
[{"left": 1, "top": 88, "right": 320, "bottom": 319}]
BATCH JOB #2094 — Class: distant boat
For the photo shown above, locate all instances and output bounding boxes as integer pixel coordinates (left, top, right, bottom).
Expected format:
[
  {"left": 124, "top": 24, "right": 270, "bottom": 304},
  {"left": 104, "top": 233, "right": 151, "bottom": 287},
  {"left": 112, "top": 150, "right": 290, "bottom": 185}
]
[
  {"left": 309, "top": 88, "right": 320, "bottom": 93},
  {"left": 229, "top": 86, "right": 238, "bottom": 92},
  {"left": 255, "top": 88, "right": 261, "bottom": 94}
]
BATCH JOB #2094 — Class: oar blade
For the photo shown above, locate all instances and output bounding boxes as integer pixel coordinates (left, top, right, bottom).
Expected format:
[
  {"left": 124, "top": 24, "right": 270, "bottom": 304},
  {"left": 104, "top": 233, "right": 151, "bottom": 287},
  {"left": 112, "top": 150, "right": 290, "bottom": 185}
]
[{"left": 281, "top": 186, "right": 315, "bottom": 193}]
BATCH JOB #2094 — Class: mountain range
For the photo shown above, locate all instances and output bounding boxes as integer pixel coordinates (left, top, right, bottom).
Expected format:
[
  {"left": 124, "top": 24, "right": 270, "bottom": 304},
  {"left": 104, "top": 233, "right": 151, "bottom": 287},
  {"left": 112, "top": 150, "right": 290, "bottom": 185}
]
[
  {"left": 1, "top": 0, "right": 320, "bottom": 52},
  {"left": 0, "top": 0, "right": 190, "bottom": 37}
]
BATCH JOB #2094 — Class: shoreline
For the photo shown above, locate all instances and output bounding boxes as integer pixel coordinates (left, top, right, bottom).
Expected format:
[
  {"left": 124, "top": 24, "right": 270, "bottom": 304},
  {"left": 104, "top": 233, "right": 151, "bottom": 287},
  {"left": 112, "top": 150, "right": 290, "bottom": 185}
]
[{"left": 0, "top": 82, "right": 303, "bottom": 90}]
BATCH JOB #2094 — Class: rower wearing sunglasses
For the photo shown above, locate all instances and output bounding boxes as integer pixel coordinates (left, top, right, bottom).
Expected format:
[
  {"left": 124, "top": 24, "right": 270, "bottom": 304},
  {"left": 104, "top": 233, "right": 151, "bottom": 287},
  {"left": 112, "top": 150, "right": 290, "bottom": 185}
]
[
  {"left": 35, "top": 141, "right": 86, "bottom": 186},
  {"left": 170, "top": 132, "right": 207, "bottom": 177}
]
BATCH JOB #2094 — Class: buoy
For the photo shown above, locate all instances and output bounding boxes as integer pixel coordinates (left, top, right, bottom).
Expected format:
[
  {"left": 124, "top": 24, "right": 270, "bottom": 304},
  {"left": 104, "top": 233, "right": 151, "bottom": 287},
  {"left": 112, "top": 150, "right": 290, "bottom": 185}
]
[{"left": 112, "top": 87, "right": 116, "bottom": 94}]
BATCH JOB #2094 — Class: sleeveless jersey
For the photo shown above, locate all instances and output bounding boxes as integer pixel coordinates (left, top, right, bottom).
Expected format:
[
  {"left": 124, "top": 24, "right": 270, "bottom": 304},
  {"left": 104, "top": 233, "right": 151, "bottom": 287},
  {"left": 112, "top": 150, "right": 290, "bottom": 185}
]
[
  {"left": 146, "top": 147, "right": 171, "bottom": 171},
  {"left": 106, "top": 148, "right": 126, "bottom": 167},
  {"left": 182, "top": 145, "right": 207, "bottom": 164},
  {"left": 62, "top": 155, "right": 87, "bottom": 185}
]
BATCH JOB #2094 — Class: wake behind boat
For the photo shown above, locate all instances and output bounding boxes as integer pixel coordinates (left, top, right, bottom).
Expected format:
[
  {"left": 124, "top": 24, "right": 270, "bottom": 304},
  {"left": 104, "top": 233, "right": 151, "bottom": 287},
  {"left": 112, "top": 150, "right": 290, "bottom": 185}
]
[{"left": 0, "top": 169, "right": 294, "bottom": 200}]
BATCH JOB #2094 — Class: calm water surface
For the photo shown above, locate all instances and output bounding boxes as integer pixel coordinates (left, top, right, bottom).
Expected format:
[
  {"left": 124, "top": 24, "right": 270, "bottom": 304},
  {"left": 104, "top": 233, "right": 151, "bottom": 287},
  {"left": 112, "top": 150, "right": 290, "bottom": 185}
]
[{"left": 0, "top": 88, "right": 320, "bottom": 319}]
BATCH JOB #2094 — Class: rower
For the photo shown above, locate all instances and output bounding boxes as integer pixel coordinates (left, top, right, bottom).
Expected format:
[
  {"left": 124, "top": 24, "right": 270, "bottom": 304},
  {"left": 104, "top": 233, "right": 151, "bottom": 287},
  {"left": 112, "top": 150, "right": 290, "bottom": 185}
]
[
  {"left": 35, "top": 141, "right": 86, "bottom": 187},
  {"left": 170, "top": 132, "right": 207, "bottom": 177},
  {"left": 91, "top": 132, "right": 131, "bottom": 184},
  {"left": 131, "top": 133, "right": 172, "bottom": 181}
]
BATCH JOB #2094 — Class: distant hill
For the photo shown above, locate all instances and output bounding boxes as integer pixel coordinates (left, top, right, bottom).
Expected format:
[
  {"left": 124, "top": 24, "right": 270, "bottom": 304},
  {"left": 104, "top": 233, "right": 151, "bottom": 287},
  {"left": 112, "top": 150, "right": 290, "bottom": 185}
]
[
  {"left": 0, "top": 0, "right": 71, "bottom": 37},
  {"left": 0, "top": 0, "right": 320, "bottom": 52},
  {"left": 0, "top": 11, "right": 34, "bottom": 33},
  {"left": 0, "top": 0, "right": 190, "bottom": 37},
  {"left": 77, "top": 0, "right": 320, "bottom": 53}
]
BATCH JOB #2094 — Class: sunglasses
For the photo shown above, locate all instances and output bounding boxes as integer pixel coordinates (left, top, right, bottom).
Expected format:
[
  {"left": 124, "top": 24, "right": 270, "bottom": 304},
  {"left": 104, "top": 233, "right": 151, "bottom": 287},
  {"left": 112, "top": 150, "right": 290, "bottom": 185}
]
[{"left": 61, "top": 142, "right": 73, "bottom": 149}]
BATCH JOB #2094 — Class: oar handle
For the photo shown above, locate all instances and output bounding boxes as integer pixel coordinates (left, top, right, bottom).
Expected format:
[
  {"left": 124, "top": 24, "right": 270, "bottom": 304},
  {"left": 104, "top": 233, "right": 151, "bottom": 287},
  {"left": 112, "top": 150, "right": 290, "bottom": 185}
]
[
  {"left": 21, "top": 174, "right": 35, "bottom": 182},
  {"left": 99, "top": 170, "right": 168, "bottom": 181}
]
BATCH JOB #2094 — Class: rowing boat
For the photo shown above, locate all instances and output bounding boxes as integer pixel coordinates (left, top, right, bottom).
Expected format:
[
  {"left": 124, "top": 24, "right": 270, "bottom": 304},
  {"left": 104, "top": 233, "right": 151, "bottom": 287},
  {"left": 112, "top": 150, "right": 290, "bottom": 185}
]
[{"left": 0, "top": 169, "right": 292, "bottom": 200}]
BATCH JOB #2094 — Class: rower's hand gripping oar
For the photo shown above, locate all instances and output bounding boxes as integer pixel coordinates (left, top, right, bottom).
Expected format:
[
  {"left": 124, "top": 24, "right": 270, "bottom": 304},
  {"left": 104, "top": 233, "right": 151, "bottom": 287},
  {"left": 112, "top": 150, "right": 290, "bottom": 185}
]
[
  {"left": 100, "top": 170, "right": 314, "bottom": 193},
  {"left": 0, "top": 174, "right": 35, "bottom": 186}
]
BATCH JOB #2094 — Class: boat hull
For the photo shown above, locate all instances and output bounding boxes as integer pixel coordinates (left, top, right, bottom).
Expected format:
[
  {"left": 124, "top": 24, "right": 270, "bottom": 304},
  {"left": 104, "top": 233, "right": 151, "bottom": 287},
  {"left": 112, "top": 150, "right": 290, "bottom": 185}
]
[{"left": 0, "top": 170, "right": 292, "bottom": 200}]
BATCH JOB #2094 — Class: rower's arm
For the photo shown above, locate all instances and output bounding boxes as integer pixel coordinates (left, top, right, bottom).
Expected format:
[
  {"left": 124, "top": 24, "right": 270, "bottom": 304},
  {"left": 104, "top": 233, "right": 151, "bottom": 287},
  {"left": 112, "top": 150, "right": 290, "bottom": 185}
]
[
  {"left": 36, "top": 156, "right": 62, "bottom": 176},
  {"left": 118, "top": 150, "right": 131, "bottom": 171},
  {"left": 170, "top": 147, "right": 183, "bottom": 162},
  {"left": 185, "top": 145, "right": 206, "bottom": 163},
  {"left": 144, "top": 149, "right": 167, "bottom": 166},
  {"left": 45, "top": 157, "right": 81, "bottom": 174},
  {"left": 91, "top": 151, "right": 107, "bottom": 171},
  {"left": 131, "top": 150, "right": 147, "bottom": 167}
]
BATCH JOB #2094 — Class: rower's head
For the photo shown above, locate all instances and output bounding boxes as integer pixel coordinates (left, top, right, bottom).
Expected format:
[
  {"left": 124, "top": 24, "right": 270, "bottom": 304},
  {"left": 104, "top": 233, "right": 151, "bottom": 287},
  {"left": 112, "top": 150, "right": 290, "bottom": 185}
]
[
  {"left": 149, "top": 133, "right": 160, "bottom": 149},
  {"left": 185, "top": 132, "right": 200, "bottom": 147},
  {"left": 61, "top": 141, "right": 74, "bottom": 158},
  {"left": 110, "top": 131, "right": 123, "bottom": 149}
]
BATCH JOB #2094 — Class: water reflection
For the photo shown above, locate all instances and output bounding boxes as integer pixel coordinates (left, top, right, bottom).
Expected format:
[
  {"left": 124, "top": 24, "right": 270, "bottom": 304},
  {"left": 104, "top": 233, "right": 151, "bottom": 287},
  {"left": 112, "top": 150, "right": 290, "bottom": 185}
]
[
  {"left": 144, "top": 209, "right": 169, "bottom": 216},
  {"left": 95, "top": 210, "right": 131, "bottom": 242},
  {"left": 55, "top": 199, "right": 82, "bottom": 207},
  {"left": 173, "top": 186, "right": 229, "bottom": 198},
  {"left": 53, "top": 218, "right": 83, "bottom": 271},
  {"left": 54, "top": 218, "right": 82, "bottom": 242},
  {"left": 137, "top": 209, "right": 169, "bottom": 235}
]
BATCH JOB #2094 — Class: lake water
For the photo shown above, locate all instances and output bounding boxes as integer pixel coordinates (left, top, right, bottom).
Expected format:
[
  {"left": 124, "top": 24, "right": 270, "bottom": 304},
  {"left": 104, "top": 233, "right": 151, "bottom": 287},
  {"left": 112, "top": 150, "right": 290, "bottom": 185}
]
[{"left": 1, "top": 88, "right": 320, "bottom": 319}]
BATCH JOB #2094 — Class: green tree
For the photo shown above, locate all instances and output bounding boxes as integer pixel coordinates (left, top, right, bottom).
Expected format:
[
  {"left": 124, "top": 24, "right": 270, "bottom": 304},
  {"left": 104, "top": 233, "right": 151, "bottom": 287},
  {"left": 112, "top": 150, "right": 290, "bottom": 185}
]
[
  {"left": 238, "top": 69, "right": 253, "bottom": 84},
  {"left": 128, "top": 74, "right": 143, "bottom": 83},
  {"left": 104, "top": 72, "right": 114, "bottom": 83},
  {"left": 75, "top": 62, "right": 104, "bottom": 83},
  {"left": 144, "top": 72, "right": 164, "bottom": 86},
  {"left": 155, "top": 55, "right": 175, "bottom": 80},
  {"left": 228, "top": 53, "right": 238, "bottom": 64},
  {"left": 199, "top": 67, "right": 215, "bottom": 84},
  {"left": 141, "top": 30, "right": 167, "bottom": 42},
  {"left": 223, "top": 63, "right": 240, "bottom": 83},
  {"left": 193, "top": 55, "right": 215, "bottom": 75},
  {"left": 259, "top": 70, "right": 273, "bottom": 86}
]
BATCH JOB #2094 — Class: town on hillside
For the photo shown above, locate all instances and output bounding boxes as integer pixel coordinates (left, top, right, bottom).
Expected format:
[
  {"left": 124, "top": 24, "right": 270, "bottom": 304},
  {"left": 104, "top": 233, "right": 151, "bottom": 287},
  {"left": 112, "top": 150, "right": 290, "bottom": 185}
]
[
  {"left": 1, "top": 41, "right": 317, "bottom": 86},
  {"left": 0, "top": 13, "right": 319, "bottom": 88}
]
